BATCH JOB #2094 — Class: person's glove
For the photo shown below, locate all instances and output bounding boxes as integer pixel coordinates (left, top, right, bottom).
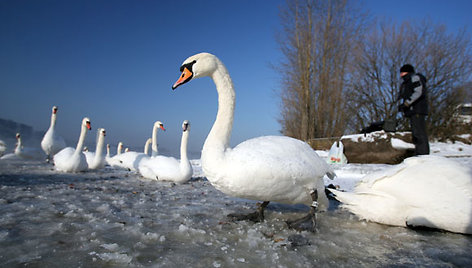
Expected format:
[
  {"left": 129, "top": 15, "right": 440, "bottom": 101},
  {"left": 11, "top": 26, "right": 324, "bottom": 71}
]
[{"left": 398, "top": 103, "right": 407, "bottom": 113}]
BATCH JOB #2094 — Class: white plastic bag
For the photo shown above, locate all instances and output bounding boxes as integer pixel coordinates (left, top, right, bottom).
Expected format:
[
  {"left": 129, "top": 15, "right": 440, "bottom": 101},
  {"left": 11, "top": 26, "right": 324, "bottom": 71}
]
[{"left": 327, "top": 141, "right": 347, "bottom": 164}]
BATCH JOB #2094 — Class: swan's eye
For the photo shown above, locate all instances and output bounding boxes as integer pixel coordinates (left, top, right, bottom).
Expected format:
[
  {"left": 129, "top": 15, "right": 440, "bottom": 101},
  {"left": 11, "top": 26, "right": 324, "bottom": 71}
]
[{"left": 180, "top": 60, "right": 197, "bottom": 72}]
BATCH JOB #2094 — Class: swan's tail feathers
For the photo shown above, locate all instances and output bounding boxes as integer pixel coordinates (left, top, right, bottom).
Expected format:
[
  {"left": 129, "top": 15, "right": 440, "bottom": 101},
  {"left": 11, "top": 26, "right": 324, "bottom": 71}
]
[{"left": 327, "top": 188, "right": 354, "bottom": 204}]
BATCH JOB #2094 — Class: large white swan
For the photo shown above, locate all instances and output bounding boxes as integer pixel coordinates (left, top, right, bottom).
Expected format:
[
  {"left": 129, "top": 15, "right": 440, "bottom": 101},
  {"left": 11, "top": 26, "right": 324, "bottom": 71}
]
[
  {"left": 139, "top": 120, "right": 193, "bottom": 183},
  {"left": 172, "top": 53, "right": 335, "bottom": 230},
  {"left": 329, "top": 155, "right": 472, "bottom": 234},
  {"left": 84, "top": 128, "right": 107, "bottom": 170},
  {"left": 41, "top": 106, "right": 66, "bottom": 162},
  {"left": 54, "top": 117, "right": 91, "bottom": 172},
  {"left": 113, "top": 138, "right": 152, "bottom": 171}
]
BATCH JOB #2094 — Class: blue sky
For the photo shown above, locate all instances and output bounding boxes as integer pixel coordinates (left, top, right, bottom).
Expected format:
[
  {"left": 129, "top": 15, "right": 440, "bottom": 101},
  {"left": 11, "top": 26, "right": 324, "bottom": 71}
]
[{"left": 1, "top": 0, "right": 471, "bottom": 157}]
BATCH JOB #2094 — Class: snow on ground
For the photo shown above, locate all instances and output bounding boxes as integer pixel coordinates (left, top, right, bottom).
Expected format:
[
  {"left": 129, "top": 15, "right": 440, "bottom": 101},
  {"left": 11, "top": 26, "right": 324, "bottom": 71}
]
[{"left": 0, "top": 141, "right": 471, "bottom": 267}]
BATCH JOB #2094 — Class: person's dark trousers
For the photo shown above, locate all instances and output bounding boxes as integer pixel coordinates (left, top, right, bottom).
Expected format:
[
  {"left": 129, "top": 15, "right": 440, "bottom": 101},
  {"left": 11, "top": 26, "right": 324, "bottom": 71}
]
[{"left": 409, "top": 114, "right": 430, "bottom": 155}]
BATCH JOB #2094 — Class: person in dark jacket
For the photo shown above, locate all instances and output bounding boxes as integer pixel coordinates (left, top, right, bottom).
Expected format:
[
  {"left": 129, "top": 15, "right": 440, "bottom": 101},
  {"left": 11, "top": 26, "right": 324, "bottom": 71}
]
[{"left": 398, "top": 64, "right": 430, "bottom": 155}]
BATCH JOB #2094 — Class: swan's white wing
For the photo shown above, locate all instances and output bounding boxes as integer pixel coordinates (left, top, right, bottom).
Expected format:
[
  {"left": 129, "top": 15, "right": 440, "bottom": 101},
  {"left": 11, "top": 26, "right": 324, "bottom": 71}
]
[
  {"left": 139, "top": 156, "right": 191, "bottom": 183},
  {"left": 113, "top": 152, "right": 149, "bottom": 171}
]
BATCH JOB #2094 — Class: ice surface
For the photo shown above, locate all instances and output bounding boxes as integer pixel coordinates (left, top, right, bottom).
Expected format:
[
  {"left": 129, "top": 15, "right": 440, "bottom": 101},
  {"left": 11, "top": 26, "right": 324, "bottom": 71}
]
[{"left": 1, "top": 141, "right": 472, "bottom": 267}]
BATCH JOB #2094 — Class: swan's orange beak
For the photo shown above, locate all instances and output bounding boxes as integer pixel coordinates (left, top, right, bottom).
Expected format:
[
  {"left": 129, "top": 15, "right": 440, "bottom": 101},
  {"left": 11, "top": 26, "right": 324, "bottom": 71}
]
[
  {"left": 86, "top": 122, "right": 92, "bottom": 130},
  {"left": 172, "top": 67, "right": 193, "bottom": 90},
  {"left": 160, "top": 125, "right": 166, "bottom": 131}
]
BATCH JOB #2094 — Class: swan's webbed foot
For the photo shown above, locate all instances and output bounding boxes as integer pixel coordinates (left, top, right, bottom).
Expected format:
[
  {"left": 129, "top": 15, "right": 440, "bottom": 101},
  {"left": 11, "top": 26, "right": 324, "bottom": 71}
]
[
  {"left": 228, "top": 201, "right": 269, "bottom": 223},
  {"left": 286, "top": 189, "right": 318, "bottom": 233}
]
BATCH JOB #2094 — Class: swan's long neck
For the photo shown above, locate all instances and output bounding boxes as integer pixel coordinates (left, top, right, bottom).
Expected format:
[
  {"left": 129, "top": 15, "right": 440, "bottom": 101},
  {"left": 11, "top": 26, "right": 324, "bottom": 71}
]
[
  {"left": 180, "top": 130, "right": 189, "bottom": 163},
  {"left": 202, "top": 62, "right": 235, "bottom": 157},
  {"left": 94, "top": 134, "right": 105, "bottom": 162},
  {"left": 75, "top": 125, "right": 87, "bottom": 153},
  {"left": 144, "top": 138, "right": 151, "bottom": 155},
  {"left": 106, "top": 145, "right": 110, "bottom": 158},
  {"left": 50, "top": 113, "right": 57, "bottom": 129},
  {"left": 15, "top": 137, "right": 22, "bottom": 154},
  {"left": 151, "top": 126, "right": 159, "bottom": 157},
  {"left": 117, "top": 143, "right": 123, "bottom": 155}
]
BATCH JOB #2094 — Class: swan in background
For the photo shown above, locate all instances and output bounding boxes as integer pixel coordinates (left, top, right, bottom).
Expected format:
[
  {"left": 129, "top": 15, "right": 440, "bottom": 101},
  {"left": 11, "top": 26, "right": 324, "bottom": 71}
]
[
  {"left": 150, "top": 121, "right": 165, "bottom": 156},
  {"left": 84, "top": 128, "right": 106, "bottom": 170},
  {"left": 41, "top": 106, "right": 66, "bottom": 162},
  {"left": 0, "top": 140, "right": 7, "bottom": 157},
  {"left": 13, "top": 133, "right": 45, "bottom": 160},
  {"left": 119, "top": 120, "right": 164, "bottom": 171},
  {"left": 107, "top": 142, "right": 124, "bottom": 167},
  {"left": 0, "top": 140, "right": 17, "bottom": 160},
  {"left": 139, "top": 120, "right": 192, "bottom": 183},
  {"left": 105, "top": 144, "right": 111, "bottom": 163},
  {"left": 172, "top": 53, "right": 334, "bottom": 231},
  {"left": 329, "top": 155, "right": 472, "bottom": 234},
  {"left": 54, "top": 117, "right": 91, "bottom": 172},
  {"left": 116, "top": 142, "right": 124, "bottom": 155},
  {"left": 112, "top": 138, "right": 152, "bottom": 171},
  {"left": 143, "top": 138, "right": 152, "bottom": 156}
]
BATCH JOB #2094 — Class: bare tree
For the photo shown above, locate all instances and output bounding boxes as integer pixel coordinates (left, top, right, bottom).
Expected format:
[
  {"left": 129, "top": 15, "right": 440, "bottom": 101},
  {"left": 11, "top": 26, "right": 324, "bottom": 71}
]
[
  {"left": 276, "top": 0, "right": 366, "bottom": 141},
  {"left": 350, "top": 20, "right": 472, "bottom": 137}
]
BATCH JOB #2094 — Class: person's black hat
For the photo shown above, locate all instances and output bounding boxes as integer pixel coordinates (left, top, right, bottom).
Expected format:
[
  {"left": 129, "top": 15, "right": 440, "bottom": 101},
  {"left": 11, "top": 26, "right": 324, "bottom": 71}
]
[{"left": 400, "top": 64, "right": 415, "bottom": 73}]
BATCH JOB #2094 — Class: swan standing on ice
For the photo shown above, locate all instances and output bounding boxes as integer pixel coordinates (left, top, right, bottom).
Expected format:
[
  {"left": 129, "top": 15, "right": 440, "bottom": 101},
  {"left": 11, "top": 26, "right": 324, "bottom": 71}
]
[
  {"left": 172, "top": 53, "right": 335, "bottom": 231},
  {"left": 84, "top": 128, "right": 107, "bottom": 170},
  {"left": 329, "top": 155, "right": 472, "bottom": 234},
  {"left": 113, "top": 138, "right": 152, "bottom": 171},
  {"left": 41, "top": 106, "right": 66, "bottom": 162},
  {"left": 139, "top": 120, "right": 193, "bottom": 183},
  {"left": 54, "top": 117, "right": 91, "bottom": 172}
]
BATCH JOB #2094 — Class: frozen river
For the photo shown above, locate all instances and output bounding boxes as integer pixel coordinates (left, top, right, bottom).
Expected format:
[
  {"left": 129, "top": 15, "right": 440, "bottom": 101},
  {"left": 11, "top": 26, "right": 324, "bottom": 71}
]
[{"left": 1, "top": 158, "right": 471, "bottom": 267}]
